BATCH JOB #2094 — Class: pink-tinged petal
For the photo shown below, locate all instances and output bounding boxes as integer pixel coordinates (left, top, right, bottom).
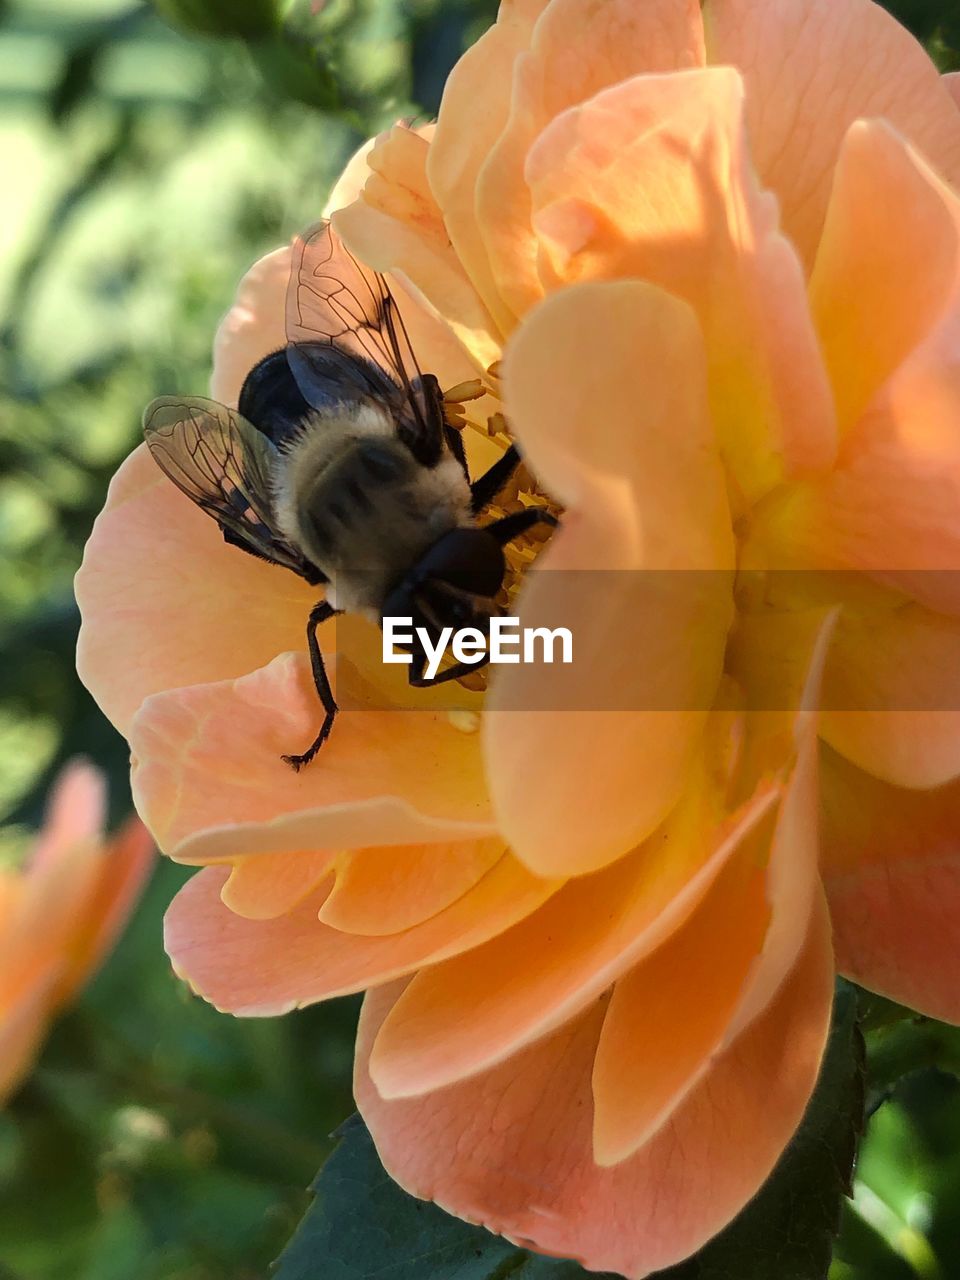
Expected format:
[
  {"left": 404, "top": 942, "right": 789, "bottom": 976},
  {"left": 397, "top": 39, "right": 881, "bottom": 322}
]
[
  {"left": 743, "top": 307, "right": 960, "bottom": 616},
  {"left": 822, "top": 601, "right": 960, "bottom": 788},
  {"left": 703, "top": 0, "right": 960, "bottom": 269},
  {"left": 28, "top": 759, "right": 105, "bottom": 873},
  {"left": 53, "top": 814, "right": 155, "bottom": 1006},
  {"left": 485, "top": 281, "right": 733, "bottom": 877},
  {"left": 164, "top": 853, "right": 561, "bottom": 1016},
  {"left": 356, "top": 898, "right": 833, "bottom": 1277},
  {"left": 0, "top": 961, "right": 59, "bottom": 1105},
  {"left": 220, "top": 850, "right": 336, "bottom": 920},
  {"left": 210, "top": 247, "right": 291, "bottom": 408},
  {"left": 333, "top": 127, "right": 502, "bottom": 372},
  {"left": 368, "top": 757, "right": 780, "bottom": 1100},
  {"left": 322, "top": 136, "right": 377, "bottom": 218},
  {"left": 945, "top": 72, "right": 960, "bottom": 111},
  {"left": 810, "top": 121, "right": 960, "bottom": 435},
  {"left": 76, "top": 446, "right": 315, "bottom": 734},
  {"left": 0, "top": 841, "right": 100, "bottom": 1010},
  {"left": 822, "top": 745, "right": 960, "bottom": 1021},
  {"left": 130, "top": 653, "right": 496, "bottom": 864},
  {"left": 319, "top": 838, "right": 505, "bottom": 936},
  {"left": 528, "top": 67, "right": 835, "bottom": 502},
  {"left": 427, "top": 0, "right": 549, "bottom": 334},
  {"left": 475, "top": 0, "right": 706, "bottom": 319}
]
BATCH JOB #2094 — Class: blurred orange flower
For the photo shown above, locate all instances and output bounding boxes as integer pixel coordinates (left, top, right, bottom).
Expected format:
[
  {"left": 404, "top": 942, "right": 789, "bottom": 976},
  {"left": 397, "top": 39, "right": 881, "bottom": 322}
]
[
  {"left": 76, "top": 0, "right": 960, "bottom": 1273},
  {"left": 0, "top": 762, "right": 154, "bottom": 1105}
]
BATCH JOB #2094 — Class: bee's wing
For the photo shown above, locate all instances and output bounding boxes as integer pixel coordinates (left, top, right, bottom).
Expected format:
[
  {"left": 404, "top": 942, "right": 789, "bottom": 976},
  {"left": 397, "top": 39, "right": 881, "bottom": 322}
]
[
  {"left": 287, "top": 220, "right": 444, "bottom": 466},
  {"left": 143, "top": 395, "right": 320, "bottom": 581}
]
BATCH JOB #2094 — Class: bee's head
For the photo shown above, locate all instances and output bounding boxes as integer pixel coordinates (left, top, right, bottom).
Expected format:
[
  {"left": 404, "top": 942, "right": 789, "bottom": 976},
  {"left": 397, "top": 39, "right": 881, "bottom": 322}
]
[{"left": 381, "top": 526, "right": 506, "bottom": 633}]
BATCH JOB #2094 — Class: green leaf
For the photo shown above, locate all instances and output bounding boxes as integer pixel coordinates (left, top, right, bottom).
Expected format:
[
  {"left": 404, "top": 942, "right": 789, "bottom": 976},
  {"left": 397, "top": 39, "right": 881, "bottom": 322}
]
[
  {"left": 651, "top": 980, "right": 865, "bottom": 1280},
  {"left": 273, "top": 1114, "right": 623, "bottom": 1280}
]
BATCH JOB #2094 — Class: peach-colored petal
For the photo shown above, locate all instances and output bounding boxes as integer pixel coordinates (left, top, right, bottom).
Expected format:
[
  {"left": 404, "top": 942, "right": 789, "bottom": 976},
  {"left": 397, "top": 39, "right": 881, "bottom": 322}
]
[
  {"left": 743, "top": 305, "right": 960, "bottom": 617},
  {"left": 322, "top": 136, "right": 378, "bottom": 219},
  {"left": 474, "top": 0, "right": 706, "bottom": 319},
  {"left": 53, "top": 814, "right": 155, "bottom": 1006},
  {"left": 319, "top": 838, "right": 505, "bottom": 936},
  {"left": 28, "top": 759, "right": 105, "bottom": 872},
  {"left": 485, "top": 281, "right": 733, "bottom": 876},
  {"left": 591, "top": 849, "right": 768, "bottom": 1166},
  {"left": 333, "top": 127, "right": 503, "bottom": 372},
  {"left": 0, "top": 960, "right": 59, "bottom": 1105},
  {"left": 822, "top": 600, "right": 960, "bottom": 788},
  {"left": 76, "top": 445, "right": 315, "bottom": 734},
  {"left": 822, "top": 745, "right": 960, "bottom": 1021},
  {"left": 368, "top": 761, "right": 780, "bottom": 1100},
  {"left": 427, "top": 0, "right": 549, "bottom": 334},
  {"left": 164, "top": 852, "right": 561, "bottom": 1016},
  {"left": 528, "top": 67, "right": 836, "bottom": 501},
  {"left": 356, "top": 897, "right": 833, "bottom": 1277},
  {"left": 130, "top": 653, "right": 496, "bottom": 864},
  {"left": 0, "top": 843, "right": 101, "bottom": 1006},
  {"left": 703, "top": 0, "right": 960, "bottom": 269},
  {"left": 810, "top": 121, "right": 959, "bottom": 435},
  {"left": 210, "top": 247, "right": 292, "bottom": 408},
  {"left": 220, "top": 849, "right": 337, "bottom": 920}
]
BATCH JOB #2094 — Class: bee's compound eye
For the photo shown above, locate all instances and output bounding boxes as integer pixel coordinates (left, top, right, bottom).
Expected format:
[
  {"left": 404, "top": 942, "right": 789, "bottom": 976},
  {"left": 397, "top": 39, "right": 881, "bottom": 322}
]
[{"left": 357, "top": 439, "right": 408, "bottom": 483}]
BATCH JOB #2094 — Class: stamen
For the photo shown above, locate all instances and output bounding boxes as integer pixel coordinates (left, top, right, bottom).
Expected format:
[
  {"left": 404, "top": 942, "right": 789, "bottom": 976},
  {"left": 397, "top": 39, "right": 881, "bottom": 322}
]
[{"left": 443, "top": 379, "right": 485, "bottom": 403}]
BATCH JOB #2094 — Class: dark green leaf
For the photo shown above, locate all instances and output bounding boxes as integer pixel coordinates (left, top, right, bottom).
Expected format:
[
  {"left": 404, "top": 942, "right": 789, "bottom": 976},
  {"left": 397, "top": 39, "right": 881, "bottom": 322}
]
[
  {"left": 651, "top": 980, "right": 865, "bottom": 1280},
  {"left": 273, "top": 1114, "right": 623, "bottom": 1280}
]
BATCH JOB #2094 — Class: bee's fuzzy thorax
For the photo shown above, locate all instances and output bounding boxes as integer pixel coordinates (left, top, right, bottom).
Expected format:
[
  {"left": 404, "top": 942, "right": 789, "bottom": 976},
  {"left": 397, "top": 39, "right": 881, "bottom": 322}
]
[{"left": 272, "top": 402, "right": 472, "bottom": 614}]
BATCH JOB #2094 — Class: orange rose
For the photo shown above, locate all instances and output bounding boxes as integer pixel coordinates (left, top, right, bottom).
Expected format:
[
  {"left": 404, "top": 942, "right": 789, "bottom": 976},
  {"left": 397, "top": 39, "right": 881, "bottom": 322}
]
[
  {"left": 0, "top": 761, "right": 154, "bottom": 1104},
  {"left": 76, "top": 0, "right": 960, "bottom": 1273}
]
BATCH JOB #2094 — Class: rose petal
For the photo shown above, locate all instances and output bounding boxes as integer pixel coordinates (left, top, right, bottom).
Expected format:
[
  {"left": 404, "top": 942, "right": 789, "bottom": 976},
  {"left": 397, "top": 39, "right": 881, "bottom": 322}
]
[
  {"left": 319, "top": 838, "right": 505, "bottom": 936},
  {"left": 703, "top": 0, "right": 960, "bottom": 269},
  {"left": 811, "top": 120, "right": 960, "bottom": 436},
  {"left": 485, "top": 281, "right": 733, "bottom": 876},
  {"left": 220, "top": 849, "right": 336, "bottom": 920},
  {"left": 0, "top": 960, "right": 58, "bottom": 1104},
  {"left": 76, "top": 446, "right": 315, "bottom": 734},
  {"left": 334, "top": 126, "right": 503, "bottom": 372},
  {"left": 356, "top": 896, "right": 833, "bottom": 1277},
  {"left": 210, "top": 247, "right": 292, "bottom": 408},
  {"left": 164, "top": 852, "right": 561, "bottom": 1016},
  {"left": 474, "top": 0, "right": 706, "bottom": 318},
  {"left": 130, "top": 652, "right": 496, "bottom": 864},
  {"left": 52, "top": 814, "right": 155, "bottom": 1006},
  {"left": 822, "top": 600, "right": 960, "bottom": 788},
  {"left": 28, "top": 759, "right": 105, "bottom": 873},
  {"left": 427, "top": 0, "right": 548, "bottom": 334},
  {"left": 591, "top": 848, "right": 769, "bottom": 1166},
  {"left": 368, "top": 750, "right": 780, "bottom": 1100},
  {"left": 743, "top": 304, "right": 960, "bottom": 617},
  {"left": 528, "top": 67, "right": 836, "bottom": 500},
  {"left": 822, "top": 744, "right": 960, "bottom": 1021}
]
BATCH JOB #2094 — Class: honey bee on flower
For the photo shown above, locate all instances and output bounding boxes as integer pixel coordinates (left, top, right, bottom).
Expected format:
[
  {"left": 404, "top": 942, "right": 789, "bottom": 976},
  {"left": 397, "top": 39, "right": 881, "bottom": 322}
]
[
  {"left": 142, "top": 222, "right": 555, "bottom": 768},
  {"left": 76, "top": 0, "right": 960, "bottom": 1275}
]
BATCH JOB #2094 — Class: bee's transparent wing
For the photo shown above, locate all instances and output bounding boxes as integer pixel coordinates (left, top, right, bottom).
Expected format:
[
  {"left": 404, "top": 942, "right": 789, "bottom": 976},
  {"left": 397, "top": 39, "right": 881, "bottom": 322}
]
[
  {"left": 143, "top": 395, "right": 318, "bottom": 580},
  {"left": 287, "top": 220, "right": 444, "bottom": 465}
]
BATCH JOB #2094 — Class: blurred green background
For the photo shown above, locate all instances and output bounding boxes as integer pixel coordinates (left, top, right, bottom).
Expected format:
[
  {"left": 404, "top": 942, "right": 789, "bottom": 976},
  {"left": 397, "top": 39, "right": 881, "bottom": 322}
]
[{"left": 2, "top": 1, "right": 960, "bottom": 1277}]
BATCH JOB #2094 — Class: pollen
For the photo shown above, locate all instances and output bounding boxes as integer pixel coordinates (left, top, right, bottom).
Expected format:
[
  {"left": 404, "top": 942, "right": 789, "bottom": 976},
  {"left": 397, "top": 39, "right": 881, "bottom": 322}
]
[{"left": 447, "top": 708, "right": 481, "bottom": 734}]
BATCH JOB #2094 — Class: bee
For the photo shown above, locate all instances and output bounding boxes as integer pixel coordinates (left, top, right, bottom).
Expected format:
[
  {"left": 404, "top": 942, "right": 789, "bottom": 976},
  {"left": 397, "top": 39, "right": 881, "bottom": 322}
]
[{"left": 143, "top": 221, "right": 556, "bottom": 769}]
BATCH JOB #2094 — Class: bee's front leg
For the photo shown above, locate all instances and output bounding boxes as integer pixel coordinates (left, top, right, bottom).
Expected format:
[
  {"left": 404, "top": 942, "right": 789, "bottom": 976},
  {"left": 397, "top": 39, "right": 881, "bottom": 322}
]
[{"left": 282, "top": 599, "right": 341, "bottom": 771}]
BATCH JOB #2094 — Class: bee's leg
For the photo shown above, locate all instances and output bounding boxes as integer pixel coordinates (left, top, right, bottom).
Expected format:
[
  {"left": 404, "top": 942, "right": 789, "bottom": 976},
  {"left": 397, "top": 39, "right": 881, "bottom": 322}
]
[
  {"left": 483, "top": 506, "right": 558, "bottom": 544},
  {"left": 408, "top": 651, "right": 492, "bottom": 688},
  {"left": 470, "top": 444, "right": 520, "bottom": 514},
  {"left": 282, "top": 600, "right": 340, "bottom": 772}
]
